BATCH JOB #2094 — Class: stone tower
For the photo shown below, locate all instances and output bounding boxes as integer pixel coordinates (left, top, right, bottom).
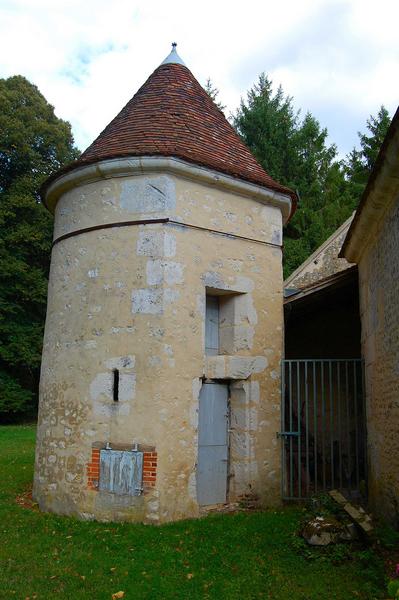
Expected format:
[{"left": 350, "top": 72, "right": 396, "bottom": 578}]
[{"left": 33, "top": 45, "right": 296, "bottom": 523}]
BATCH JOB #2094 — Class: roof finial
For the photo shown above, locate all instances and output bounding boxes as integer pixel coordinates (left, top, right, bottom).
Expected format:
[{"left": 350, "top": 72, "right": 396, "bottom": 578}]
[{"left": 161, "top": 42, "right": 186, "bottom": 67}]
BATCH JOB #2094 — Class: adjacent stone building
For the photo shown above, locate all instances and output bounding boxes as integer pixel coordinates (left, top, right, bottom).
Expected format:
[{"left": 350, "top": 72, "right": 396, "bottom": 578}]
[
  {"left": 282, "top": 109, "right": 399, "bottom": 516},
  {"left": 284, "top": 214, "right": 360, "bottom": 361},
  {"left": 33, "top": 46, "right": 296, "bottom": 522},
  {"left": 285, "top": 214, "right": 355, "bottom": 292},
  {"left": 283, "top": 214, "right": 365, "bottom": 500},
  {"left": 341, "top": 107, "right": 399, "bottom": 526}
]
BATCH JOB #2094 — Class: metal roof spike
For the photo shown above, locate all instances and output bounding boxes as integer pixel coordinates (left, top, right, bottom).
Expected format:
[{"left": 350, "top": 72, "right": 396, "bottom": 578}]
[{"left": 161, "top": 42, "right": 186, "bottom": 67}]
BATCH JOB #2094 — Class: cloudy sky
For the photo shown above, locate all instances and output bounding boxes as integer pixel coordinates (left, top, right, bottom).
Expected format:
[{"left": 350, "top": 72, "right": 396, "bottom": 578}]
[{"left": 1, "top": 0, "right": 398, "bottom": 157}]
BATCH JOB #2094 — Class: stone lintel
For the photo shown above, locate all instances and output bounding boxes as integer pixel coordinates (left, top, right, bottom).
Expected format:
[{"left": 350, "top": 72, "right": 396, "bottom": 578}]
[{"left": 204, "top": 355, "right": 267, "bottom": 380}]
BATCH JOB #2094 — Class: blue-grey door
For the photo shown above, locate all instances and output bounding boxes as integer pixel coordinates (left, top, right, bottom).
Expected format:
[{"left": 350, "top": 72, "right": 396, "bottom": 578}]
[{"left": 197, "top": 382, "right": 229, "bottom": 505}]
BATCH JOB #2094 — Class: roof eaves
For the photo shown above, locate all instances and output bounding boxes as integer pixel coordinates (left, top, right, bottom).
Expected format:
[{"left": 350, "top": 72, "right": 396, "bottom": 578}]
[
  {"left": 40, "top": 150, "right": 297, "bottom": 211},
  {"left": 284, "top": 212, "right": 355, "bottom": 288},
  {"left": 283, "top": 265, "right": 358, "bottom": 305}
]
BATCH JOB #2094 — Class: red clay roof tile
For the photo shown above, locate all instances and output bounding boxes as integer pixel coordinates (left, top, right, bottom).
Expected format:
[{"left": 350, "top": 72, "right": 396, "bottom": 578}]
[{"left": 43, "top": 62, "right": 296, "bottom": 212}]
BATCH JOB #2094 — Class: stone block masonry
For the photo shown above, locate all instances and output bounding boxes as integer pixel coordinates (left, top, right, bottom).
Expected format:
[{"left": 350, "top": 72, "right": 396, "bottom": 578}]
[
  {"left": 34, "top": 44, "right": 295, "bottom": 523},
  {"left": 34, "top": 166, "right": 289, "bottom": 523},
  {"left": 358, "top": 198, "right": 399, "bottom": 525}
]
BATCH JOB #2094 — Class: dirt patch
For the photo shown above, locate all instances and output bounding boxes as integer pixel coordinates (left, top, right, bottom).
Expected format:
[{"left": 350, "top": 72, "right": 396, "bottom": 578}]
[{"left": 15, "top": 486, "right": 38, "bottom": 511}]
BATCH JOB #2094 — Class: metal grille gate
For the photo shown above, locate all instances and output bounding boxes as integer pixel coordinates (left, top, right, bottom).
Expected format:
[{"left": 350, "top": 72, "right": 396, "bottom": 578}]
[{"left": 281, "top": 359, "right": 366, "bottom": 500}]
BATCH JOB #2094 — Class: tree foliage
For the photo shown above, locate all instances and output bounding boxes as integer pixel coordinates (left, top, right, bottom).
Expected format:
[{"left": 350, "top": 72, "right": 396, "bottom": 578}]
[
  {"left": 0, "top": 73, "right": 390, "bottom": 420},
  {"left": 204, "top": 77, "right": 226, "bottom": 112},
  {"left": 0, "top": 75, "right": 79, "bottom": 420},
  {"left": 233, "top": 74, "right": 390, "bottom": 277}
]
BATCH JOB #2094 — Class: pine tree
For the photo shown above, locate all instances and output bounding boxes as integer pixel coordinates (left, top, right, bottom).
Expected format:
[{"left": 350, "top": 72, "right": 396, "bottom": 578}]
[
  {"left": 234, "top": 74, "right": 298, "bottom": 187},
  {"left": 344, "top": 106, "right": 391, "bottom": 192},
  {"left": 234, "top": 76, "right": 391, "bottom": 278},
  {"left": 204, "top": 78, "right": 226, "bottom": 112},
  {"left": 233, "top": 74, "right": 348, "bottom": 277}
]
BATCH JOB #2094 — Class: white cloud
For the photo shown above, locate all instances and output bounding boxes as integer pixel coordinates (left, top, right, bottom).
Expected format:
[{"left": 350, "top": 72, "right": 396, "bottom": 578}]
[{"left": 1, "top": 0, "right": 398, "bottom": 155}]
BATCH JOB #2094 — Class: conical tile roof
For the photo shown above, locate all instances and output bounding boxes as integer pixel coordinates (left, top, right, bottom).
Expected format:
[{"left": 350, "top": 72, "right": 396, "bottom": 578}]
[{"left": 43, "top": 57, "right": 296, "bottom": 211}]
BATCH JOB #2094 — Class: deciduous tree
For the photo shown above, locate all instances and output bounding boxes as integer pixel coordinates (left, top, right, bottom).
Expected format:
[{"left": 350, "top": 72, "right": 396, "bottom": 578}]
[{"left": 0, "top": 75, "right": 79, "bottom": 419}]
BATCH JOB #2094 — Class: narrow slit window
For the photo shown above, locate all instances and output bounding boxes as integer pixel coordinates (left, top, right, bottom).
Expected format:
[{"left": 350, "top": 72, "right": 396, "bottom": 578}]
[
  {"left": 113, "top": 369, "right": 119, "bottom": 402},
  {"left": 205, "top": 295, "right": 219, "bottom": 355}
]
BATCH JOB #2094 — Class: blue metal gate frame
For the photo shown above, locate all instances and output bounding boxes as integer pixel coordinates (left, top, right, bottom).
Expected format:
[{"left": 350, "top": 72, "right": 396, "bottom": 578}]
[{"left": 280, "top": 359, "right": 366, "bottom": 500}]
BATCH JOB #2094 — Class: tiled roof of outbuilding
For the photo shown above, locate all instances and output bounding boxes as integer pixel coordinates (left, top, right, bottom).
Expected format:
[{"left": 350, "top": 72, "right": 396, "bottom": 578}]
[{"left": 42, "top": 59, "right": 297, "bottom": 212}]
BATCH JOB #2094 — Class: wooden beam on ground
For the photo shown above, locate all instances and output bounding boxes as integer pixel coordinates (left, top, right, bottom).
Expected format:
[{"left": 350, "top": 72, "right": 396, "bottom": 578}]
[{"left": 328, "top": 490, "right": 373, "bottom": 536}]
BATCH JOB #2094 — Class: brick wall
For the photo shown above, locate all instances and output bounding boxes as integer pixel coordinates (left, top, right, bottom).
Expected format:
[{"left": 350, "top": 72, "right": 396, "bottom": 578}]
[
  {"left": 87, "top": 446, "right": 157, "bottom": 493},
  {"left": 87, "top": 448, "right": 100, "bottom": 490},
  {"left": 142, "top": 451, "right": 157, "bottom": 489}
]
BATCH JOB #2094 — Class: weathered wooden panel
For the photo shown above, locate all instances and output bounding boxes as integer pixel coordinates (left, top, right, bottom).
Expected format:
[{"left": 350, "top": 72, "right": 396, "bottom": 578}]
[
  {"left": 197, "top": 382, "right": 228, "bottom": 505},
  {"left": 99, "top": 449, "right": 143, "bottom": 496}
]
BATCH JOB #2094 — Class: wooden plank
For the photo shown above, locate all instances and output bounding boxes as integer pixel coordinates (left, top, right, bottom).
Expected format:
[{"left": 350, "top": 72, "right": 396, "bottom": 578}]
[{"left": 328, "top": 489, "right": 373, "bottom": 535}]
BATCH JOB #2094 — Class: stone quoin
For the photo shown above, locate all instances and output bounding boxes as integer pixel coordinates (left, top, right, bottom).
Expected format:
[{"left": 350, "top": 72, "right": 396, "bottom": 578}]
[{"left": 33, "top": 44, "right": 296, "bottom": 522}]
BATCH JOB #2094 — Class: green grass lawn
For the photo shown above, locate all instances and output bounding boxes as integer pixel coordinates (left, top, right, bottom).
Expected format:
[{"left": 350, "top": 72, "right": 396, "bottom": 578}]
[{"left": 0, "top": 425, "right": 386, "bottom": 599}]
